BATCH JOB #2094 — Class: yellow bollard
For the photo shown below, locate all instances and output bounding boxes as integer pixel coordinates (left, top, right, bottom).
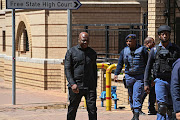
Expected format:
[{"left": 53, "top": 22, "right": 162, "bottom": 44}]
[
  {"left": 105, "top": 64, "right": 117, "bottom": 111},
  {"left": 84, "top": 97, "right": 87, "bottom": 108},
  {"left": 97, "top": 63, "right": 109, "bottom": 69}
]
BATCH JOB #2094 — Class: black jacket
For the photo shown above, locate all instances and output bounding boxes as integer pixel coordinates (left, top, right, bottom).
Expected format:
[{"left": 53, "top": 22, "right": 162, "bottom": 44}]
[{"left": 65, "top": 45, "right": 97, "bottom": 90}]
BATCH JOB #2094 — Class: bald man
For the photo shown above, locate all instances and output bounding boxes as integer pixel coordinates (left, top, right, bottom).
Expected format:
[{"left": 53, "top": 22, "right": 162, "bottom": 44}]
[
  {"left": 141, "top": 37, "right": 157, "bottom": 115},
  {"left": 144, "top": 37, "right": 155, "bottom": 50},
  {"left": 65, "top": 32, "right": 97, "bottom": 120}
]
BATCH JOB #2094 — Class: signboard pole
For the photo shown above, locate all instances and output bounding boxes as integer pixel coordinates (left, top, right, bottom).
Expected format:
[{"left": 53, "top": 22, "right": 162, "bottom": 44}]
[
  {"left": 12, "top": 9, "right": 16, "bottom": 105},
  {"left": 67, "top": 9, "right": 72, "bottom": 50},
  {"left": 67, "top": 9, "right": 72, "bottom": 102}
]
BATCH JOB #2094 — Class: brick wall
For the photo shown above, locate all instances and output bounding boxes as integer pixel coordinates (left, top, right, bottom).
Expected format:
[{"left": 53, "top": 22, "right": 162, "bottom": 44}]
[
  {"left": 148, "top": 0, "right": 166, "bottom": 43},
  {"left": 46, "top": 10, "right": 68, "bottom": 59},
  {"left": 0, "top": 56, "right": 4, "bottom": 77},
  {"left": 4, "top": 56, "right": 65, "bottom": 90},
  {"left": 3, "top": 10, "right": 68, "bottom": 59},
  {"left": 72, "top": 4, "right": 141, "bottom": 24},
  {"left": 1, "top": 0, "right": 5, "bottom": 10}
]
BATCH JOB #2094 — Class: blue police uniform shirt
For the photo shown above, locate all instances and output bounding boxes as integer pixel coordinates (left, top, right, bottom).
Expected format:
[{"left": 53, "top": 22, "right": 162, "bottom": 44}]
[
  {"left": 171, "top": 58, "right": 180, "bottom": 113},
  {"left": 114, "top": 44, "right": 148, "bottom": 75},
  {"left": 144, "top": 42, "right": 173, "bottom": 86}
]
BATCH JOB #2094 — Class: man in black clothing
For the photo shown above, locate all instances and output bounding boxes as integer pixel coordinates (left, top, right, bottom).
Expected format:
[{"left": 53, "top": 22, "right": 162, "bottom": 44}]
[{"left": 65, "top": 32, "right": 97, "bottom": 120}]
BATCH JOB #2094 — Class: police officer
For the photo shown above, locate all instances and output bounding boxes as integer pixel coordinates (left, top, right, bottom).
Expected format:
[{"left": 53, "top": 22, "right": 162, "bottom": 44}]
[
  {"left": 171, "top": 58, "right": 180, "bottom": 120},
  {"left": 144, "top": 25, "right": 180, "bottom": 120},
  {"left": 114, "top": 34, "right": 148, "bottom": 120},
  {"left": 65, "top": 32, "right": 97, "bottom": 120},
  {"left": 141, "top": 37, "right": 157, "bottom": 115}
]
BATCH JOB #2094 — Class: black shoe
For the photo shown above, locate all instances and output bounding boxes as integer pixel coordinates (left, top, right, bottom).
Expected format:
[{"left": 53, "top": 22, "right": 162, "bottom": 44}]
[
  {"left": 139, "top": 110, "right": 146, "bottom": 115},
  {"left": 148, "top": 110, "right": 157, "bottom": 115},
  {"left": 132, "top": 112, "right": 139, "bottom": 120}
]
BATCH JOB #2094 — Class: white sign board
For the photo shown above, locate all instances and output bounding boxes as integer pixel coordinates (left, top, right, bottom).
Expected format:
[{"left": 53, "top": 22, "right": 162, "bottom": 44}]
[{"left": 6, "top": 0, "right": 81, "bottom": 10}]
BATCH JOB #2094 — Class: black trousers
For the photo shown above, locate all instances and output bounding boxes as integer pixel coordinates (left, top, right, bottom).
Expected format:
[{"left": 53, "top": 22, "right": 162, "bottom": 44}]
[{"left": 67, "top": 88, "right": 97, "bottom": 120}]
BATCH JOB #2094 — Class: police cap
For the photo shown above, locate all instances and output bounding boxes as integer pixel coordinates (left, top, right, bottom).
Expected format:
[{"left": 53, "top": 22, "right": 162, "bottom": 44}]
[
  {"left": 158, "top": 25, "right": 171, "bottom": 35},
  {"left": 125, "top": 34, "right": 136, "bottom": 40}
]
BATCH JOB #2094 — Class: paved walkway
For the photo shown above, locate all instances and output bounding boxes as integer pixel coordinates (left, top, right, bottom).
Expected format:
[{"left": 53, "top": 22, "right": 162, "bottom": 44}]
[{"left": 0, "top": 79, "right": 156, "bottom": 120}]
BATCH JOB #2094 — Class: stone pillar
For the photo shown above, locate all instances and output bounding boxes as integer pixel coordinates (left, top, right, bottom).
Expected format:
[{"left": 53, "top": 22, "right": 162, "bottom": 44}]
[{"left": 148, "top": 0, "right": 167, "bottom": 43}]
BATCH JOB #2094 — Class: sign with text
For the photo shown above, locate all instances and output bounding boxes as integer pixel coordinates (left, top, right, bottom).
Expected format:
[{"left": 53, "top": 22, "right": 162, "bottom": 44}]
[{"left": 6, "top": 0, "right": 81, "bottom": 10}]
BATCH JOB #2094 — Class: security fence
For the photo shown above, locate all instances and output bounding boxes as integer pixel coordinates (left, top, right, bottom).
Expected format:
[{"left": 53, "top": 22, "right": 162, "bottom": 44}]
[{"left": 72, "top": 22, "right": 147, "bottom": 62}]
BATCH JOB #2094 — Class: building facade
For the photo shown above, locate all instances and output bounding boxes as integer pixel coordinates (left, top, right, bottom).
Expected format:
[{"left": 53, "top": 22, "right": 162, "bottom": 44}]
[{"left": 0, "top": 0, "right": 179, "bottom": 107}]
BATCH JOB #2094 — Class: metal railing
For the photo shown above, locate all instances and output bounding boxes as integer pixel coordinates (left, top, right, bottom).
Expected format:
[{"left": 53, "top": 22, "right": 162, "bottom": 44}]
[{"left": 72, "top": 22, "right": 147, "bottom": 62}]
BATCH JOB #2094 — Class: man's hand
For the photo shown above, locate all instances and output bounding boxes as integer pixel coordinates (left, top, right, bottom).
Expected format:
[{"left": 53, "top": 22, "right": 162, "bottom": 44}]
[
  {"left": 151, "top": 80, "right": 155, "bottom": 87},
  {"left": 144, "top": 85, "right": 150, "bottom": 94},
  {"left": 176, "top": 112, "right": 180, "bottom": 120},
  {"left": 114, "top": 75, "right": 118, "bottom": 82},
  {"left": 71, "top": 84, "right": 79, "bottom": 93}
]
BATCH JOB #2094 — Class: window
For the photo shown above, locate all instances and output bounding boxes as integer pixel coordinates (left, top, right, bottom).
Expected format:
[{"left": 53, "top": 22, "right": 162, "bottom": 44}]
[
  {"left": 20, "top": 29, "right": 29, "bottom": 53},
  {"left": 2, "top": 31, "right": 5, "bottom": 51},
  {"left": 24, "top": 29, "right": 29, "bottom": 52}
]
